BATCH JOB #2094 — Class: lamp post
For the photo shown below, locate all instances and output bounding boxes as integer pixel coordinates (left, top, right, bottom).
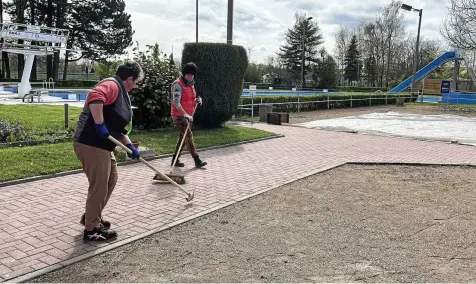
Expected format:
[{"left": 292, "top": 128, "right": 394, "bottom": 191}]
[
  {"left": 301, "top": 16, "right": 312, "bottom": 89},
  {"left": 401, "top": 3, "right": 422, "bottom": 95}
]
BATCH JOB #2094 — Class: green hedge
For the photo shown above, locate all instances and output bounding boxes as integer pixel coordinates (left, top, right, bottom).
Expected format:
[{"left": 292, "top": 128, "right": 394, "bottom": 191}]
[
  {"left": 182, "top": 42, "right": 248, "bottom": 128},
  {"left": 337, "top": 86, "right": 389, "bottom": 92},
  {"left": 240, "top": 93, "right": 416, "bottom": 113},
  {"left": 54, "top": 80, "right": 98, "bottom": 88}
]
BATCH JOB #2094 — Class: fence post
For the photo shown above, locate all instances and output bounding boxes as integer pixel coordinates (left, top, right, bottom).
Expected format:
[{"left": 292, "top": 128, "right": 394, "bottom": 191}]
[
  {"left": 297, "top": 91, "right": 300, "bottom": 112},
  {"left": 327, "top": 94, "right": 330, "bottom": 110},
  {"left": 350, "top": 94, "right": 353, "bottom": 108},
  {"left": 64, "top": 103, "right": 69, "bottom": 129},
  {"left": 369, "top": 94, "right": 372, "bottom": 106},
  {"left": 385, "top": 94, "right": 388, "bottom": 105}
]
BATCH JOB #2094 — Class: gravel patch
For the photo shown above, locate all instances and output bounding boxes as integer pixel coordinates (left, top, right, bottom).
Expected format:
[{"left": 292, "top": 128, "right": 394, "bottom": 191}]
[{"left": 31, "top": 164, "right": 476, "bottom": 283}]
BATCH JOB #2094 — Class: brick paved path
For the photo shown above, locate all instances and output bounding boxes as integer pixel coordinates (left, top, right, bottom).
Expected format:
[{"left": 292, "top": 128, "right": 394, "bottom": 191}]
[{"left": 1, "top": 124, "right": 476, "bottom": 282}]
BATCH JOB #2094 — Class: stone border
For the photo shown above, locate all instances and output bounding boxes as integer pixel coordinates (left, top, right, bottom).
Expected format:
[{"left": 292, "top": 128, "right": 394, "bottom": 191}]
[
  {"left": 0, "top": 134, "right": 284, "bottom": 188},
  {"left": 8, "top": 159, "right": 476, "bottom": 283}
]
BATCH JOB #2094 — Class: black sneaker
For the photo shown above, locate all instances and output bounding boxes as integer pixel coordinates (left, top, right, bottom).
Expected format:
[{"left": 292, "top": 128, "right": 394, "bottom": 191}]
[
  {"left": 80, "top": 214, "right": 111, "bottom": 229},
  {"left": 193, "top": 155, "right": 207, "bottom": 168},
  {"left": 171, "top": 155, "right": 185, "bottom": 167},
  {"left": 83, "top": 225, "right": 117, "bottom": 241}
]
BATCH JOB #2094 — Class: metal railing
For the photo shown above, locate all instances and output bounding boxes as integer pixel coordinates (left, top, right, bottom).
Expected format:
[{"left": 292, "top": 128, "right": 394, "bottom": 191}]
[{"left": 237, "top": 93, "right": 416, "bottom": 120}]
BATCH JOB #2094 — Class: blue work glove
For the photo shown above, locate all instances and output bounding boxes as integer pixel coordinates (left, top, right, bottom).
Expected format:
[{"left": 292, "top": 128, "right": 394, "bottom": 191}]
[
  {"left": 126, "top": 143, "right": 140, "bottom": 160},
  {"left": 95, "top": 123, "right": 110, "bottom": 139}
]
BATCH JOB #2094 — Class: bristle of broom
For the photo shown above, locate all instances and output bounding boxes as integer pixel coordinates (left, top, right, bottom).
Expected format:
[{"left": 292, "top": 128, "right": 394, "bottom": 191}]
[{"left": 153, "top": 173, "right": 186, "bottom": 185}]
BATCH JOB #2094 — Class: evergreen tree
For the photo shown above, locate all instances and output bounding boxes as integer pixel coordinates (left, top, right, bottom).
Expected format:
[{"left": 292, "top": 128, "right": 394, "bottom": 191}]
[
  {"left": 343, "top": 35, "right": 361, "bottom": 84},
  {"left": 277, "top": 11, "right": 323, "bottom": 87},
  {"left": 364, "top": 56, "right": 377, "bottom": 87},
  {"left": 5, "top": 0, "right": 133, "bottom": 80},
  {"left": 317, "top": 55, "right": 338, "bottom": 89}
]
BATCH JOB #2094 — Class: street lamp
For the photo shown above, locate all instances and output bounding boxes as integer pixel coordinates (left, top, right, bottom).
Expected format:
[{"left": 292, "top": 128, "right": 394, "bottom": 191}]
[
  {"left": 401, "top": 3, "right": 422, "bottom": 96},
  {"left": 301, "top": 16, "right": 312, "bottom": 89}
]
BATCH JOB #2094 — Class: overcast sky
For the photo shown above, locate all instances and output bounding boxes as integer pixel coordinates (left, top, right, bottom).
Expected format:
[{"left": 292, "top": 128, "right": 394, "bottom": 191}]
[{"left": 127, "top": 0, "right": 449, "bottom": 63}]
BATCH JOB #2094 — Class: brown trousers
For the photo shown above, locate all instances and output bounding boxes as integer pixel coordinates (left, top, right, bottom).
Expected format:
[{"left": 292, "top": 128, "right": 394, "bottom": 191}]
[
  {"left": 173, "top": 116, "right": 197, "bottom": 157},
  {"left": 73, "top": 141, "right": 118, "bottom": 231}
]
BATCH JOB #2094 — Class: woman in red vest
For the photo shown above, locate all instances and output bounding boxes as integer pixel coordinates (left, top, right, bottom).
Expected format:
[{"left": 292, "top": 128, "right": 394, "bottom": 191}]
[{"left": 170, "top": 62, "right": 207, "bottom": 168}]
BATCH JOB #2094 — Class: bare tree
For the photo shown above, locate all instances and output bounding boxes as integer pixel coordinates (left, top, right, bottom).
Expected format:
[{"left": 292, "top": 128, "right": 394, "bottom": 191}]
[
  {"left": 441, "top": 0, "right": 476, "bottom": 50},
  {"left": 334, "top": 25, "right": 352, "bottom": 84}
]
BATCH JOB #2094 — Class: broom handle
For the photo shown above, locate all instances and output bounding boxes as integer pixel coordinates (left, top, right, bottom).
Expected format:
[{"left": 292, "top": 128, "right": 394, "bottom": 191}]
[
  {"left": 107, "top": 136, "right": 191, "bottom": 196},
  {"left": 171, "top": 103, "right": 198, "bottom": 167}
]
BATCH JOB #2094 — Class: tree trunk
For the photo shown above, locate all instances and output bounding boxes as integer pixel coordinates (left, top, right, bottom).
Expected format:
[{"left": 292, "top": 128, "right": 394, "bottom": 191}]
[
  {"left": 62, "top": 50, "right": 69, "bottom": 80},
  {"left": 29, "top": 0, "right": 37, "bottom": 81},
  {"left": 46, "top": 0, "right": 53, "bottom": 79},
  {"left": 386, "top": 34, "right": 392, "bottom": 89},
  {"left": 53, "top": 0, "right": 64, "bottom": 80},
  {"left": 16, "top": 0, "right": 26, "bottom": 80},
  {"left": 3, "top": 53, "right": 10, "bottom": 79},
  {"left": 0, "top": 0, "right": 9, "bottom": 79}
]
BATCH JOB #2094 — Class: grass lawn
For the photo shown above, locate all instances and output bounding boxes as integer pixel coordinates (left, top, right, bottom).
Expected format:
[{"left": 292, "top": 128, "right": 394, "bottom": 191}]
[
  {"left": 0, "top": 104, "right": 82, "bottom": 139},
  {"left": 0, "top": 125, "right": 277, "bottom": 182}
]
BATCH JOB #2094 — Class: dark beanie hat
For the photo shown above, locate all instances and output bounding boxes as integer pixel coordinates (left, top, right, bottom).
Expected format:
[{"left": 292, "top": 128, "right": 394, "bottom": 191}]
[{"left": 182, "top": 62, "right": 197, "bottom": 75}]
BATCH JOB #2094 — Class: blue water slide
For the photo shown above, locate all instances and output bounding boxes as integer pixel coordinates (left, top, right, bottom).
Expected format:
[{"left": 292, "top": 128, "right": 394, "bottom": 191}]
[{"left": 389, "top": 51, "right": 458, "bottom": 93}]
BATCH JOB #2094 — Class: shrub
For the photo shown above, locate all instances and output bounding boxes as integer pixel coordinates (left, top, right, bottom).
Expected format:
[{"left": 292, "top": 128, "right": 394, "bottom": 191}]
[
  {"left": 0, "top": 119, "right": 30, "bottom": 142},
  {"left": 129, "top": 43, "right": 180, "bottom": 129},
  {"left": 337, "top": 86, "right": 388, "bottom": 92},
  {"left": 54, "top": 80, "right": 98, "bottom": 88},
  {"left": 182, "top": 42, "right": 248, "bottom": 128}
]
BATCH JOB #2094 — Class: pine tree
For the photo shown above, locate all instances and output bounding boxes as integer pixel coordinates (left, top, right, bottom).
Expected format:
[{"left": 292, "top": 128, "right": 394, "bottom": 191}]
[
  {"left": 344, "top": 35, "right": 361, "bottom": 85},
  {"left": 277, "top": 11, "right": 323, "bottom": 87}
]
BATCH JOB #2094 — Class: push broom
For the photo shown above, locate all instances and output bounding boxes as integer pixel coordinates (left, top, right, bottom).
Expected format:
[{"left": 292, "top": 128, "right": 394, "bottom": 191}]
[
  {"left": 154, "top": 104, "right": 198, "bottom": 185},
  {"left": 107, "top": 135, "right": 194, "bottom": 202}
]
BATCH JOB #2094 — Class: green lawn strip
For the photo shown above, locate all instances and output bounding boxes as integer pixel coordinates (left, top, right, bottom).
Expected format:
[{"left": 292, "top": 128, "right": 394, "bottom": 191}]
[
  {"left": 0, "top": 105, "right": 82, "bottom": 139},
  {"left": 0, "top": 125, "right": 276, "bottom": 182}
]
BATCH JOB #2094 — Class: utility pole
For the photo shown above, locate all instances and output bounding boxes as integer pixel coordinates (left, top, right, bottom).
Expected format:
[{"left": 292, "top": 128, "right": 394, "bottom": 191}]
[
  {"left": 196, "top": 0, "right": 198, "bottom": 42},
  {"left": 227, "top": 0, "right": 233, "bottom": 44}
]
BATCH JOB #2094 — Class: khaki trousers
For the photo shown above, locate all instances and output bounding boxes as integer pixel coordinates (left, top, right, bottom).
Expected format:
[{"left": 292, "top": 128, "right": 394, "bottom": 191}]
[{"left": 73, "top": 141, "right": 118, "bottom": 231}]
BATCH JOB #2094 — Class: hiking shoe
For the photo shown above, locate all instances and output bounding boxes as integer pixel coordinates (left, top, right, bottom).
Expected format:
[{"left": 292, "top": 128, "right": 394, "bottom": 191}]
[
  {"left": 83, "top": 225, "right": 117, "bottom": 241},
  {"left": 80, "top": 214, "right": 111, "bottom": 229},
  {"left": 171, "top": 155, "right": 184, "bottom": 167},
  {"left": 193, "top": 155, "right": 207, "bottom": 168}
]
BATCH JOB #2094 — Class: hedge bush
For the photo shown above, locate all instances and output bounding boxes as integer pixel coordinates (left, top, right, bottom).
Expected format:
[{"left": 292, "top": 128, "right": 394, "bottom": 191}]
[
  {"left": 130, "top": 43, "right": 180, "bottom": 129},
  {"left": 182, "top": 42, "right": 248, "bottom": 128},
  {"left": 240, "top": 93, "right": 416, "bottom": 113},
  {"left": 54, "top": 80, "right": 98, "bottom": 88},
  {"left": 337, "top": 86, "right": 389, "bottom": 92}
]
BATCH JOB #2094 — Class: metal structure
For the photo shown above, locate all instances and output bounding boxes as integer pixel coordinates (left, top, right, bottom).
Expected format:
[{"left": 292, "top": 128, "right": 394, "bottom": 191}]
[{"left": 0, "top": 23, "right": 69, "bottom": 99}]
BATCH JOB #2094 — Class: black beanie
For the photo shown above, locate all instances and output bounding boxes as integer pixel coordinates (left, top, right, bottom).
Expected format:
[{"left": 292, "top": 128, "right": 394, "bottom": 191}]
[{"left": 182, "top": 62, "right": 197, "bottom": 76}]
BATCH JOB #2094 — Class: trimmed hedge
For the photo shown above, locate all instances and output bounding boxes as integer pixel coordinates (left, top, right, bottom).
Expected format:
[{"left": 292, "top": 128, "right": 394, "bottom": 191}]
[
  {"left": 54, "top": 80, "right": 98, "bottom": 88},
  {"left": 337, "top": 86, "right": 388, "bottom": 92},
  {"left": 182, "top": 42, "right": 248, "bottom": 128},
  {"left": 240, "top": 93, "right": 416, "bottom": 113}
]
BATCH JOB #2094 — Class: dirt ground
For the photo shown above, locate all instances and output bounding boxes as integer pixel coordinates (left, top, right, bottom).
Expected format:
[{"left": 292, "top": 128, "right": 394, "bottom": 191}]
[
  {"left": 31, "top": 164, "right": 476, "bottom": 283},
  {"left": 289, "top": 104, "right": 476, "bottom": 124}
]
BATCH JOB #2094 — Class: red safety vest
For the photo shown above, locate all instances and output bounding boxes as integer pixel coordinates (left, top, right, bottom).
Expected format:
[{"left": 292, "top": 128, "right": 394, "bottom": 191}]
[{"left": 171, "top": 77, "right": 196, "bottom": 117}]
